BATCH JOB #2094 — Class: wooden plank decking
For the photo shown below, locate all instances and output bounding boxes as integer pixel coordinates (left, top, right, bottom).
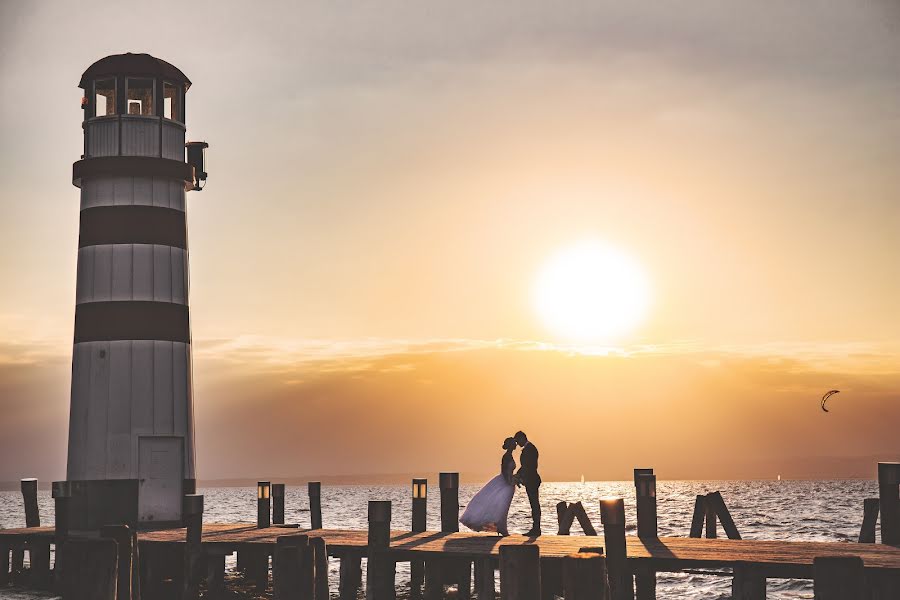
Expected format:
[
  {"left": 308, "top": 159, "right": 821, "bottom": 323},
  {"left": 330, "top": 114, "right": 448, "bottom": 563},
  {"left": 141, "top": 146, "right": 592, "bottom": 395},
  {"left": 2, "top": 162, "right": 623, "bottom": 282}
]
[{"left": 136, "top": 524, "right": 900, "bottom": 578}]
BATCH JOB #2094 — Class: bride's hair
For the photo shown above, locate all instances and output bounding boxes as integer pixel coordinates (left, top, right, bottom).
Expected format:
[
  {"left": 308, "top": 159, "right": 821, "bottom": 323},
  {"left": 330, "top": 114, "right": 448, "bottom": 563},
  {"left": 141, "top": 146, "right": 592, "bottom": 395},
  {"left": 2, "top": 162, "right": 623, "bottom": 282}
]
[{"left": 502, "top": 437, "right": 516, "bottom": 451}]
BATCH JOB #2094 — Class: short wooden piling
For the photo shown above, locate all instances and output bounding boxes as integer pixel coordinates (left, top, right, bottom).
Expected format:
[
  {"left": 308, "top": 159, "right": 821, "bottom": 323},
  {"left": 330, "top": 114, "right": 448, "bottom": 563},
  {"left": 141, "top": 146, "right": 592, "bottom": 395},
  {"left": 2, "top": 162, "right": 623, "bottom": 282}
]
[
  {"left": 52, "top": 481, "right": 72, "bottom": 540},
  {"left": 259, "top": 481, "right": 272, "bottom": 529},
  {"left": 206, "top": 548, "right": 227, "bottom": 600},
  {"left": 366, "top": 500, "right": 395, "bottom": 600},
  {"left": 562, "top": 552, "right": 610, "bottom": 600},
  {"left": 59, "top": 537, "right": 118, "bottom": 600},
  {"left": 21, "top": 478, "right": 40, "bottom": 527},
  {"left": 499, "top": 545, "right": 541, "bottom": 600},
  {"left": 100, "top": 524, "right": 133, "bottom": 600},
  {"left": 411, "top": 478, "right": 428, "bottom": 598},
  {"left": 878, "top": 462, "right": 900, "bottom": 545},
  {"left": 689, "top": 495, "right": 705, "bottom": 538},
  {"left": 309, "top": 482, "right": 323, "bottom": 530},
  {"left": 0, "top": 542, "right": 9, "bottom": 585},
  {"left": 339, "top": 553, "right": 363, "bottom": 600},
  {"left": 600, "top": 497, "right": 633, "bottom": 600},
  {"left": 732, "top": 563, "right": 765, "bottom": 600},
  {"left": 813, "top": 555, "right": 865, "bottom": 600},
  {"left": 859, "top": 498, "right": 880, "bottom": 543},
  {"left": 311, "top": 536, "right": 329, "bottom": 600},
  {"left": 704, "top": 496, "right": 717, "bottom": 539},
  {"left": 273, "top": 484, "right": 286, "bottom": 525},
  {"left": 183, "top": 494, "right": 204, "bottom": 600},
  {"left": 633, "top": 469, "right": 657, "bottom": 600}
]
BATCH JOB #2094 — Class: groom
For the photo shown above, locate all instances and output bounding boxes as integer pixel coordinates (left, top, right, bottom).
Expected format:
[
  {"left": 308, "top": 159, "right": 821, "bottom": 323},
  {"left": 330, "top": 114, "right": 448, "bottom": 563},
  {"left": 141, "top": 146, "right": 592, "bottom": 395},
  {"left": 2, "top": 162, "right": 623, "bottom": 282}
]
[{"left": 514, "top": 430, "right": 542, "bottom": 536}]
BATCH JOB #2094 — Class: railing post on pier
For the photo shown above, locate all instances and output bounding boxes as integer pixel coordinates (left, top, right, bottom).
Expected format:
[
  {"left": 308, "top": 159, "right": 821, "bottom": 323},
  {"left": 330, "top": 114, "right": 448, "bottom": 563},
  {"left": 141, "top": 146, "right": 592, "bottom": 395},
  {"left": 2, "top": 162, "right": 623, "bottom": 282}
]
[
  {"left": 182, "top": 494, "right": 204, "bottom": 600},
  {"left": 100, "top": 524, "right": 133, "bottom": 600},
  {"left": 439, "top": 472, "right": 459, "bottom": 532},
  {"left": 410, "top": 478, "right": 428, "bottom": 598},
  {"left": 689, "top": 495, "right": 705, "bottom": 538},
  {"left": 309, "top": 481, "right": 323, "bottom": 529},
  {"left": 366, "top": 500, "right": 395, "bottom": 600},
  {"left": 878, "top": 462, "right": 900, "bottom": 545},
  {"left": 562, "top": 551, "right": 610, "bottom": 600},
  {"left": 258, "top": 481, "right": 271, "bottom": 529},
  {"left": 813, "top": 556, "right": 865, "bottom": 600},
  {"left": 21, "top": 478, "right": 40, "bottom": 527},
  {"left": 704, "top": 495, "right": 717, "bottom": 539},
  {"left": 858, "top": 498, "right": 880, "bottom": 543},
  {"left": 706, "top": 491, "right": 741, "bottom": 540},
  {"left": 272, "top": 484, "right": 285, "bottom": 525},
  {"left": 52, "top": 481, "right": 72, "bottom": 540},
  {"left": 499, "top": 545, "right": 541, "bottom": 600},
  {"left": 600, "top": 497, "right": 633, "bottom": 600},
  {"left": 633, "top": 469, "right": 657, "bottom": 600}
]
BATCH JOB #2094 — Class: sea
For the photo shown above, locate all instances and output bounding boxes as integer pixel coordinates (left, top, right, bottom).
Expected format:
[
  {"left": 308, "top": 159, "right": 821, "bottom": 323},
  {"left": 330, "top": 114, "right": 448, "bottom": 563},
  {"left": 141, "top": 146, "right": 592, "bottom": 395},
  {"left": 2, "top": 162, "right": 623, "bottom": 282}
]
[{"left": 0, "top": 479, "right": 881, "bottom": 599}]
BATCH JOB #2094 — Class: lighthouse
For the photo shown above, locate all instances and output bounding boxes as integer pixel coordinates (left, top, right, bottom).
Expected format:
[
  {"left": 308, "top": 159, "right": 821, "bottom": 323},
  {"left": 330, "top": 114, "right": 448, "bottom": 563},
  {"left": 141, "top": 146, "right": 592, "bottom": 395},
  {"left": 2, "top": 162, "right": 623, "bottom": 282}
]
[{"left": 67, "top": 53, "right": 207, "bottom": 529}]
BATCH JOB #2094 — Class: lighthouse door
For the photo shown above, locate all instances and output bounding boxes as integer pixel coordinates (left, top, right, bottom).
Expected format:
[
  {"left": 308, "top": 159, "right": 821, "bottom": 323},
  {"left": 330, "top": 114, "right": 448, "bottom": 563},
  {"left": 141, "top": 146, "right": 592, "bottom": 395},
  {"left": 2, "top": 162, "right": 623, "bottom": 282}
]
[{"left": 138, "top": 437, "right": 184, "bottom": 524}]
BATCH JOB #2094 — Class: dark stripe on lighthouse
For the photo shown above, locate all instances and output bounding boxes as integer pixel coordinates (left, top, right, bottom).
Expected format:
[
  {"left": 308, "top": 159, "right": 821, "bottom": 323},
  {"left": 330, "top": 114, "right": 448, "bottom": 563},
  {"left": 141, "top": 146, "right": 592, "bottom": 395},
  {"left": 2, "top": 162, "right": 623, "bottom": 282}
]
[
  {"left": 79, "top": 206, "right": 187, "bottom": 249},
  {"left": 74, "top": 301, "right": 190, "bottom": 343}
]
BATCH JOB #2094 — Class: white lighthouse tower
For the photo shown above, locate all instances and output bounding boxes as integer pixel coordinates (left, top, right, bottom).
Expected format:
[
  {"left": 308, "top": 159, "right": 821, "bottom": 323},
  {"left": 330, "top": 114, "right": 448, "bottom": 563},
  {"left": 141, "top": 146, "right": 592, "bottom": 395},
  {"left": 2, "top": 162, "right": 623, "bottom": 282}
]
[{"left": 67, "top": 53, "right": 207, "bottom": 529}]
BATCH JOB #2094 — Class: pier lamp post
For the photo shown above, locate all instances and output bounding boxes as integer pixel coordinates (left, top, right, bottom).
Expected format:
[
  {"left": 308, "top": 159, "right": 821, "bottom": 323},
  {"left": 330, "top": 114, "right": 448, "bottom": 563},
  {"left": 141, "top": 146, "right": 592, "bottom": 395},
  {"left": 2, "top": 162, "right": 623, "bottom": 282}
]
[
  {"left": 272, "top": 484, "right": 285, "bottom": 525},
  {"left": 439, "top": 472, "right": 460, "bottom": 533},
  {"left": 412, "top": 478, "right": 427, "bottom": 532},
  {"left": 257, "top": 482, "right": 271, "bottom": 528}
]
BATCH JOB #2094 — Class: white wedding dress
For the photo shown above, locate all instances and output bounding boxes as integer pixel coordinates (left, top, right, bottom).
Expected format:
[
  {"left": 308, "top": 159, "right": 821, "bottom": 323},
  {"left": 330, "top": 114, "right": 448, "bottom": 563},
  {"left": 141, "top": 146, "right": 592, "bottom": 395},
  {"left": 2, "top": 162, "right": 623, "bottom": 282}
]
[{"left": 460, "top": 453, "right": 516, "bottom": 536}]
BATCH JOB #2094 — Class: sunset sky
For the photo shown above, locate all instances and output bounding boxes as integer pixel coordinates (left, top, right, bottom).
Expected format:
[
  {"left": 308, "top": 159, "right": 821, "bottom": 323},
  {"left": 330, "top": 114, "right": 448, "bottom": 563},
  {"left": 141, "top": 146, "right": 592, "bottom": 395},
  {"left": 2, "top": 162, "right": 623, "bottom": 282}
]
[{"left": 1, "top": 0, "right": 898, "bottom": 483}]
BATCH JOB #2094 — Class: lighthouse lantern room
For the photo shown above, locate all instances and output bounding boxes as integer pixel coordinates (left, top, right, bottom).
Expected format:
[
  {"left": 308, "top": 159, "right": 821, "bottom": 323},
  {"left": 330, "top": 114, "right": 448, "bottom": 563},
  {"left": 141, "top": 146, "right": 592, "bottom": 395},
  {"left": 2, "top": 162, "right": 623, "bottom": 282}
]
[{"left": 67, "top": 53, "right": 207, "bottom": 530}]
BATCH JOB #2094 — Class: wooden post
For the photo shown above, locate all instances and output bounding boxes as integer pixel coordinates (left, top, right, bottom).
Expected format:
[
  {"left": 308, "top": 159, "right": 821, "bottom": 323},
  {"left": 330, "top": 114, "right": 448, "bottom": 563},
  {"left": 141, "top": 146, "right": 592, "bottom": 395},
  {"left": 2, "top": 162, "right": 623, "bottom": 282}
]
[
  {"left": 274, "top": 533, "right": 312, "bottom": 599},
  {"left": 309, "top": 482, "right": 323, "bottom": 530},
  {"left": 573, "top": 503, "right": 598, "bottom": 536},
  {"left": 339, "top": 553, "right": 363, "bottom": 600},
  {"left": 600, "top": 498, "right": 633, "bottom": 600},
  {"left": 705, "top": 491, "right": 741, "bottom": 540},
  {"left": 813, "top": 555, "right": 865, "bottom": 600},
  {"left": 206, "top": 548, "right": 227, "bottom": 600},
  {"left": 411, "top": 478, "right": 427, "bottom": 598},
  {"left": 21, "top": 478, "right": 40, "bottom": 527},
  {"left": 52, "top": 481, "right": 72, "bottom": 540},
  {"left": 878, "top": 462, "right": 900, "bottom": 545},
  {"left": 273, "top": 484, "right": 286, "bottom": 525},
  {"left": 477, "top": 556, "right": 495, "bottom": 599},
  {"left": 100, "top": 524, "right": 133, "bottom": 600},
  {"left": 732, "top": 563, "right": 765, "bottom": 600},
  {"left": 859, "top": 498, "right": 880, "bottom": 543},
  {"left": 499, "top": 545, "right": 540, "bottom": 600},
  {"left": 633, "top": 469, "right": 657, "bottom": 539},
  {"left": 562, "top": 551, "right": 610, "bottom": 600},
  {"left": 424, "top": 558, "right": 445, "bottom": 600},
  {"left": 704, "top": 495, "right": 717, "bottom": 539},
  {"left": 0, "top": 542, "right": 9, "bottom": 586},
  {"left": 258, "top": 481, "right": 272, "bottom": 529},
  {"left": 59, "top": 538, "right": 118, "bottom": 600},
  {"left": 366, "top": 500, "right": 395, "bottom": 600},
  {"left": 311, "top": 536, "right": 329, "bottom": 600},
  {"left": 440, "top": 472, "right": 460, "bottom": 532},
  {"left": 558, "top": 502, "right": 571, "bottom": 535},
  {"left": 689, "top": 495, "right": 705, "bottom": 538},
  {"left": 183, "top": 494, "right": 204, "bottom": 600}
]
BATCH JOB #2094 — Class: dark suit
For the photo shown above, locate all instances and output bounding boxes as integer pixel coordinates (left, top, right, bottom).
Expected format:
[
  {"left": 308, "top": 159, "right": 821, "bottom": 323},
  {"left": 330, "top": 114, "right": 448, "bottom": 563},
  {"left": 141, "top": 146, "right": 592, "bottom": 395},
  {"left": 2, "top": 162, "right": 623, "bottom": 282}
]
[{"left": 517, "top": 442, "right": 542, "bottom": 531}]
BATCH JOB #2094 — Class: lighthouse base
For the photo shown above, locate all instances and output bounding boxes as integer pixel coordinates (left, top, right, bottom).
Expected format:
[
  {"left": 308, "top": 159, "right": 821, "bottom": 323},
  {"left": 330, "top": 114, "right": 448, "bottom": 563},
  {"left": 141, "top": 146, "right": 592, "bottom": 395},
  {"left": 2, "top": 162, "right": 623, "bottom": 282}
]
[{"left": 66, "top": 478, "right": 196, "bottom": 531}]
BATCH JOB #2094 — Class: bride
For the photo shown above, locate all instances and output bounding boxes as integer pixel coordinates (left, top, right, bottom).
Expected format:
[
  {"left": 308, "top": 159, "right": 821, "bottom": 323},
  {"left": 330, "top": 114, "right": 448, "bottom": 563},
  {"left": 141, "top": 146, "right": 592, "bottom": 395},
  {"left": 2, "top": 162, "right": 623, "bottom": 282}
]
[{"left": 460, "top": 437, "right": 517, "bottom": 536}]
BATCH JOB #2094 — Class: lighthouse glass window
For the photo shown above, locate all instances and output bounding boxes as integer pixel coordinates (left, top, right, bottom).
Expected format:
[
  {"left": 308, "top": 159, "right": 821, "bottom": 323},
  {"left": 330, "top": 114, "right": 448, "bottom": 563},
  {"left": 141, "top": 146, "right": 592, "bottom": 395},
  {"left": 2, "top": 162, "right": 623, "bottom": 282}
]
[
  {"left": 94, "top": 78, "right": 116, "bottom": 117},
  {"left": 126, "top": 78, "right": 154, "bottom": 116},
  {"left": 163, "top": 82, "right": 181, "bottom": 121}
]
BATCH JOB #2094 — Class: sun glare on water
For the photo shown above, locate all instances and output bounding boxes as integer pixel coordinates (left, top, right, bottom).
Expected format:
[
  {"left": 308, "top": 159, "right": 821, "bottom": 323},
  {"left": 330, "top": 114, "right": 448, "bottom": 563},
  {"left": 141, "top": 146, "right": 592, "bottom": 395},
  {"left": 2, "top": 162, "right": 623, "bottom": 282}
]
[{"left": 533, "top": 240, "right": 651, "bottom": 343}]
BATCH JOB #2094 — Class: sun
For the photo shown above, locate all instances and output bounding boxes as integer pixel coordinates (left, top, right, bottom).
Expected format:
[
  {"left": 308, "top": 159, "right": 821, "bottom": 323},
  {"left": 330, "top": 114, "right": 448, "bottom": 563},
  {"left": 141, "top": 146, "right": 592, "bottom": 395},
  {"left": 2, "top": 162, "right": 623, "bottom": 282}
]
[{"left": 533, "top": 240, "right": 651, "bottom": 343}]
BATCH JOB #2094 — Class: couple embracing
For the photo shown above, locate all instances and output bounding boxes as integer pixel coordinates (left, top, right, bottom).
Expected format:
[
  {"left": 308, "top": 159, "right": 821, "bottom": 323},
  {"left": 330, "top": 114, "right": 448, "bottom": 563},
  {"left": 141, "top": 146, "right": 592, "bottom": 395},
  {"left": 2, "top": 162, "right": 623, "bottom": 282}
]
[{"left": 460, "top": 431, "right": 542, "bottom": 537}]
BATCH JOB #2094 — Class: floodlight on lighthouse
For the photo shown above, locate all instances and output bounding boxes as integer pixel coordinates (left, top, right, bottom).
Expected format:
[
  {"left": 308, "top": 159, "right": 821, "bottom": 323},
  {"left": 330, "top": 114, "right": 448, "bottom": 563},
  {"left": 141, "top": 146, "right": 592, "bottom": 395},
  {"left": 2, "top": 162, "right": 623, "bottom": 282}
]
[{"left": 186, "top": 141, "right": 209, "bottom": 191}]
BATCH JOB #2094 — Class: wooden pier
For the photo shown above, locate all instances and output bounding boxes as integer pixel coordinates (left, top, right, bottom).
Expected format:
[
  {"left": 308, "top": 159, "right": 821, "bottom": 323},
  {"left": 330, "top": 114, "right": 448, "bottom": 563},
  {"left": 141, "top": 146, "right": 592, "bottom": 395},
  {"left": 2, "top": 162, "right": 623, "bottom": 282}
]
[{"left": 2, "top": 463, "right": 899, "bottom": 599}]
